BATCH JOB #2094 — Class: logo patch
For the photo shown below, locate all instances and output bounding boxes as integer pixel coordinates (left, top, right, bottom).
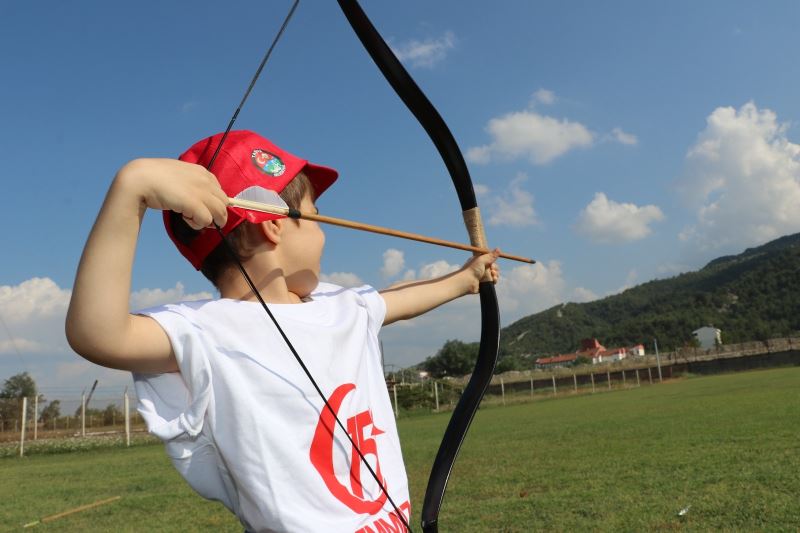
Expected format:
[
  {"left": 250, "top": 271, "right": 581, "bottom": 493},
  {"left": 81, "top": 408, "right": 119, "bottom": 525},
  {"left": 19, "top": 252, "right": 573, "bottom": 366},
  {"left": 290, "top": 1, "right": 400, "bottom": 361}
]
[{"left": 251, "top": 149, "right": 286, "bottom": 177}]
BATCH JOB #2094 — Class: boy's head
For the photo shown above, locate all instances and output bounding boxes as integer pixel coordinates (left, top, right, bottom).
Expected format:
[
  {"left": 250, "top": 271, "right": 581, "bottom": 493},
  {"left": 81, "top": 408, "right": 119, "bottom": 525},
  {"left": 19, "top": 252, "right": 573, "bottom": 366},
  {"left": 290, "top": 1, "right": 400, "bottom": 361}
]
[{"left": 165, "top": 131, "right": 337, "bottom": 285}]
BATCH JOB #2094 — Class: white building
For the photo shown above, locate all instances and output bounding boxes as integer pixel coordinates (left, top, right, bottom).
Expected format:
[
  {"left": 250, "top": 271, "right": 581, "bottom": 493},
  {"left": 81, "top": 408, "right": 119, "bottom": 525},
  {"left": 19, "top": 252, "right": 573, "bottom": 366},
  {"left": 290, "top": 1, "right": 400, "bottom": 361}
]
[
  {"left": 693, "top": 326, "right": 722, "bottom": 349},
  {"left": 627, "top": 344, "right": 645, "bottom": 357}
]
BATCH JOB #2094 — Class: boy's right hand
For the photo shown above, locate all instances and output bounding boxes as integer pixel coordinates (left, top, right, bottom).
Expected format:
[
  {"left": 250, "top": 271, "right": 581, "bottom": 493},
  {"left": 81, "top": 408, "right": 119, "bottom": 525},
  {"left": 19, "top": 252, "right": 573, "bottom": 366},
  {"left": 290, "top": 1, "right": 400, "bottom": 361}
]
[
  {"left": 66, "top": 157, "right": 230, "bottom": 374},
  {"left": 117, "top": 158, "right": 229, "bottom": 229}
]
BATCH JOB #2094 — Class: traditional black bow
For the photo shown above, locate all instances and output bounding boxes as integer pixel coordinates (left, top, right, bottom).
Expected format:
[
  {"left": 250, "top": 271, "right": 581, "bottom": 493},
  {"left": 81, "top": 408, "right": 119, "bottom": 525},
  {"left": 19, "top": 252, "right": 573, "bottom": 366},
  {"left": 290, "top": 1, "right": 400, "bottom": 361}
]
[{"left": 335, "top": 3, "right": 502, "bottom": 531}]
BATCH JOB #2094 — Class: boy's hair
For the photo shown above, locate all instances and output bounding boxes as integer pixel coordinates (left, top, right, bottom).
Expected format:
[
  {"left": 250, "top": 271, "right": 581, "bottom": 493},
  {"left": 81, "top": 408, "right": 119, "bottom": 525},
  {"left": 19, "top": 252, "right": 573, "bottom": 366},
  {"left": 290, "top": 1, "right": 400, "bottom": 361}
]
[{"left": 170, "top": 173, "right": 314, "bottom": 289}]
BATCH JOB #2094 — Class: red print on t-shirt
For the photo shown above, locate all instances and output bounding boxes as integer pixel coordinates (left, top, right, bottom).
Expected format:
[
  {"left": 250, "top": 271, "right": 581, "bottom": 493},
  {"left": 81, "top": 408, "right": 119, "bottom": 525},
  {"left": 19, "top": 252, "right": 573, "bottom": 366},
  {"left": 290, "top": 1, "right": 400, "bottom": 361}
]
[{"left": 310, "top": 383, "right": 388, "bottom": 515}]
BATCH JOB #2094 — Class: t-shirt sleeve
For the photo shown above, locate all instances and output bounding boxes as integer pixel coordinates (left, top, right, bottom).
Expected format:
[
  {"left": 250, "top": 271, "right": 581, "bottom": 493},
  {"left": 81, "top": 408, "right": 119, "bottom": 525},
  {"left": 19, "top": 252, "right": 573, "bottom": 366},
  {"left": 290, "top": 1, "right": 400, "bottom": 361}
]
[
  {"left": 352, "top": 285, "right": 386, "bottom": 336},
  {"left": 132, "top": 304, "right": 213, "bottom": 441}
]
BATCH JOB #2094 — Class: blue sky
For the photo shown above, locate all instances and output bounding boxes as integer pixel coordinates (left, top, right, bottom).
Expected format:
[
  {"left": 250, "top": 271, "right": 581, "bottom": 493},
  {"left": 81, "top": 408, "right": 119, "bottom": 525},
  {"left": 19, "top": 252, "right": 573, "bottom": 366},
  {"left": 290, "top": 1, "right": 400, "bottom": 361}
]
[{"left": 2, "top": 1, "right": 800, "bottom": 397}]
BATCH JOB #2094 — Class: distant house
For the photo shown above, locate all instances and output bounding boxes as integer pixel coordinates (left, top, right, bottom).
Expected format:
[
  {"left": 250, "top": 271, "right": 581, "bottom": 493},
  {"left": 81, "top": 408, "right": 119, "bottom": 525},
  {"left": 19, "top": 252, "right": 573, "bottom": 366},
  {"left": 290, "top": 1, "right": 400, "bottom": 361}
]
[
  {"left": 600, "top": 347, "right": 627, "bottom": 362},
  {"left": 536, "top": 338, "right": 647, "bottom": 369},
  {"left": 627, "top": 344, "right": 645, "bottom": 357},
  {"left": 693, "top": 326, "right": 721, "bottom": 349}
]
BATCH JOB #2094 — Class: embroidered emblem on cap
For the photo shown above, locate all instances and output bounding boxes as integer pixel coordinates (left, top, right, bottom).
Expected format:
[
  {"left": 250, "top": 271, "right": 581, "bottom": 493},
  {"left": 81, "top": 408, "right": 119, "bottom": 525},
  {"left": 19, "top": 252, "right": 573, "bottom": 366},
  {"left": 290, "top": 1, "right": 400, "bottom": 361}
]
[{"left": 251, "top": 149, "right": 286, "bottom": 177}]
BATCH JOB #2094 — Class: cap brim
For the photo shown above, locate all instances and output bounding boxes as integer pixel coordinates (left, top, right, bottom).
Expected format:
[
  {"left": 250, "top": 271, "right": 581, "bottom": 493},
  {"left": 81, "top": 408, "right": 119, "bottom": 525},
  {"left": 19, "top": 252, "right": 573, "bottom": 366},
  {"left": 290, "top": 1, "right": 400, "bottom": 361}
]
[{"left": 304, "top": 162, "right": 338, "bottom": 199}]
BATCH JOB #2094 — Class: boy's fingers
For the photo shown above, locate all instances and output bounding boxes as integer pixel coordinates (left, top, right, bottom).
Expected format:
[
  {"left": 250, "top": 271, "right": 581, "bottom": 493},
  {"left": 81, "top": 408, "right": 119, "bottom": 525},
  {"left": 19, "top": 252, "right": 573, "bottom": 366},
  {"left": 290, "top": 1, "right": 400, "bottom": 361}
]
[
  {"left": 208, "top": 195, "right": 229, "bottom": 227},
  {"left": 182, "top": 201, "right": 214, "bottom": 230}
]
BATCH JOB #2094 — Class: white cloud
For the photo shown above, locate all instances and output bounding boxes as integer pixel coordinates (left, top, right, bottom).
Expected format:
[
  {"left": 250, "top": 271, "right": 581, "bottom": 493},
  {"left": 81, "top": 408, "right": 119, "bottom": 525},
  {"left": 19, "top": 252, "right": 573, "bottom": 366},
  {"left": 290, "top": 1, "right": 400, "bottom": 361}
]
[
  {"left": 474, "top": 183, "right": 490, "bottom": 196},
  {"left": 467, "top": 110, "right": 594, "bottom": 165},
  {"left": 608, "top": 269, "right": 638, "bottom": 295},
  {"left": 0, "top": 278, "right": 70, "bottom": 359},
  {"left": 380, "top": 249, "right": 405, "bottom": 279},
  {"left": 0, "top": 277, "right": 70, "bottom": 325},
  {"left": 0, "top": 278, "right": 215, "bottom": 393},
  {"left": 388, "top": 257, "right": 570, "bottom": 322},
  {"left": 486, "top": 173, "right": 537, "bottom": 227},
  {"left": 571, "top": 287, "right": 598, "bottom": 303},
  {"left": 679, "top": 101, "right": 800, "bottom": 252},
  {"left": 610, "top": 127, "right": 638, "bottom": 146},
  {"left": 130, "top": 282, "right": 212, "bottom": 310},
  {"left": 390, "top": 259, "right": 461, "bottom": 284},
  {"left": 418, "top": 260, "right": 460, "bottom": 280},
  {"left": 495, "top": 260, "right": 567, "bottom": 319},
  {"left": 531, "top": 88, "right": 555, "bottom": 106},
  {"left": 0, "top": 337, "right": 44, "bottom": 354},
  {"left": 390, "top": 31, "right": 455, "bottom": 68},
  {"left": 379, "top": 258, "right": 570, "bottom": 367},
  {"left": 320, "top": 272, "right": 364, "bottom": 288},
  {"left": 656, "top": 263, "right": 690, "bottom": 275},
  {"left": 575, "top": 192, "right": 664, "bottom": 243}
]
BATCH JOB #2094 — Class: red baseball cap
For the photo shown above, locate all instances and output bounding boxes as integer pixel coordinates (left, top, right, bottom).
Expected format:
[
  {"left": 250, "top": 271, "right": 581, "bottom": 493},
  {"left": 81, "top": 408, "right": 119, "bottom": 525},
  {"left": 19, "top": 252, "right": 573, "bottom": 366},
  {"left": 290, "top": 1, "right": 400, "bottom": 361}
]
[{"left": 164, "top": 130, "right": 338, "bottom": 269}]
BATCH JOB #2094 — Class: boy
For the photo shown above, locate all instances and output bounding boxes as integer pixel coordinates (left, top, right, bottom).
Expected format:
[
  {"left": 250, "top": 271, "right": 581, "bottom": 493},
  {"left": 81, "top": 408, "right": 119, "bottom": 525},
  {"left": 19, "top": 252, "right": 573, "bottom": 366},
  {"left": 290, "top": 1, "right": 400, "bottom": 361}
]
[{"left": 66, "top": 130, "right": 499, "bottom": 532}]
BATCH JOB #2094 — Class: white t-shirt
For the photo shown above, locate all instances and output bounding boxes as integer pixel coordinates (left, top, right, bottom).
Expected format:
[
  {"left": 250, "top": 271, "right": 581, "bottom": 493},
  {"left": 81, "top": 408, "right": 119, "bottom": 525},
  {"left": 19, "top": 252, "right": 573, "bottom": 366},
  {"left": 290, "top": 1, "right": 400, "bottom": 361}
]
[{"left": 132, "top": 283, "right": 410, "bottom": 533}]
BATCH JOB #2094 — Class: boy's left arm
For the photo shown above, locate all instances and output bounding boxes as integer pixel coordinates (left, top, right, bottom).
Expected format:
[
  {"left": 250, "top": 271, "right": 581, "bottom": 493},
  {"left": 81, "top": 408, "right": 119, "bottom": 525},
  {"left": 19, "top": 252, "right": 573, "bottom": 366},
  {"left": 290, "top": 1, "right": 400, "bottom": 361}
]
[{"left": 380, "top": 250, "right": 500, "bottom": 325}]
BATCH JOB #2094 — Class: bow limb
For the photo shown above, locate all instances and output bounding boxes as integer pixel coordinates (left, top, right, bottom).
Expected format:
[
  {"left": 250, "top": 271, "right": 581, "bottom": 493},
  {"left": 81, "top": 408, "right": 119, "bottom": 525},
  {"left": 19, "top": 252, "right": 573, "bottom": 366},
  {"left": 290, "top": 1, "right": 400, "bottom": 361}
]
[{"left": 335, "top": 2, "right": 501, "bottom": 531}]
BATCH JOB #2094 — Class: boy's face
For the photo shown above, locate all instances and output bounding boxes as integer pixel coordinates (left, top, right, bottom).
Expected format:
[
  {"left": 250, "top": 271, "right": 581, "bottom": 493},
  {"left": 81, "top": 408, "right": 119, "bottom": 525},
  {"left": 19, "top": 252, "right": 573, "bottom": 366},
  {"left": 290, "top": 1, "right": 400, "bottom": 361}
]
[{"left": 281, "top": 192, "right": 325, "bottom": 297}]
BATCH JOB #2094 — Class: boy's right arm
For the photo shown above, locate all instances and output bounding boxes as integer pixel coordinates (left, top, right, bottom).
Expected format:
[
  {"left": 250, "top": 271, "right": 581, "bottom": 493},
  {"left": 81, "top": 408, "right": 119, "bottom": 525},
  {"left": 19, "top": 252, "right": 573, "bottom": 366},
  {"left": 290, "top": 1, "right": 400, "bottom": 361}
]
[{"left": 65, "top": 158, "right": 228, "bottom": 373}]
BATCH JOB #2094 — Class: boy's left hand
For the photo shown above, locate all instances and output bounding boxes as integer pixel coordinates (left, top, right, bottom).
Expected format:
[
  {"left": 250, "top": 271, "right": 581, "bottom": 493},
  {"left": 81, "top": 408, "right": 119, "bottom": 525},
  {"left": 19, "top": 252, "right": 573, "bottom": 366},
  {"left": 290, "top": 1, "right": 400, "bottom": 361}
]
[{"left": 461, "top": 249, "right": 501, "bottom": 294}]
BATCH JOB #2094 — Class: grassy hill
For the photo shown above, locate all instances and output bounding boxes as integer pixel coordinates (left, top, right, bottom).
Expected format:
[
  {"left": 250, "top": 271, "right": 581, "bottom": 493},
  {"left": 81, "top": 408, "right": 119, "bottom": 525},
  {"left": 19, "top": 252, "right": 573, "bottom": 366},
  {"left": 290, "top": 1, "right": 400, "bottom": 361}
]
[{"left": 500, "top": 233, "right": 800, "bottom": 358}]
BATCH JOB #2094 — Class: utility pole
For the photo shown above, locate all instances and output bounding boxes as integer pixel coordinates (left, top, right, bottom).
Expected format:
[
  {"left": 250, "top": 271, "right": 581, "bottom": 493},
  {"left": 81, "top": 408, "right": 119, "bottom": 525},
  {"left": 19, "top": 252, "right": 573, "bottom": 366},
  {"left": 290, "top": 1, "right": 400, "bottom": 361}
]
[{"left": 654, "top": 338, "right": 663, "bottom": 383}]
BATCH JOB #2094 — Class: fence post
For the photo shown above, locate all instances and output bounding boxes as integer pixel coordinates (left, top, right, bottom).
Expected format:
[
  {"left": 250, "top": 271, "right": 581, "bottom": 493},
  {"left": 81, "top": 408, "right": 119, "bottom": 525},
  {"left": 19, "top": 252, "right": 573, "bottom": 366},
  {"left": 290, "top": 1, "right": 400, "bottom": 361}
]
[
  {"left": 33, "top": 395, "right": 38, "bottom": 441},
  {"left": 591, "top": 373, "right": 595, "bottom": 393},
  {"left": 20, "top": 397, "right": 27, "bottom": 458},
  {"left": 81, "top": 393, "right": 86, "bottom": 437},
  {"left": 648, "top": 367, "right": 653, "bottom": 384},
  {"left": 500, "top": 378, "right": 506, "bottom": 406},
  {"left": 124, "top": 390, "right": 131, "bottom": 447},
  {"left": 530, "top": 377, "right": 534, "bottom": 398},
  {"left": 573, "top": 374, "right": 577, "bottom": 393},
  {"left": 393, "top": 385, "right": 399, "bottom": 419},
  {"left": 636, "top": 369, "right": 641, "bottom": 386},
  {"left": 622, "top": 371, "right": 626, "bottom": 387},
  {"left": 433, "top": 382, "right": 439, "bottom": 412},
  {"left": 551, "top": 375, "right": 557, "bottom": 396},
  {"left": 607, "top": 371, "right": 612, "bottom": 390},
  {"left": 654, "top": 338, "right": 663, "bottom": 383}
]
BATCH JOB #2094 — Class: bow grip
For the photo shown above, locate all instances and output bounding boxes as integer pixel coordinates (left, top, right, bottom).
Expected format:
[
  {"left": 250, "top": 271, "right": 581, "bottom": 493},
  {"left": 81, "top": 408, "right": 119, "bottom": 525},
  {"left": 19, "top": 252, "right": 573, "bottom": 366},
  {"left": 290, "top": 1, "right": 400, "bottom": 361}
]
[{"left": 463, "top": 207, "right": 493, "bottom": 282}]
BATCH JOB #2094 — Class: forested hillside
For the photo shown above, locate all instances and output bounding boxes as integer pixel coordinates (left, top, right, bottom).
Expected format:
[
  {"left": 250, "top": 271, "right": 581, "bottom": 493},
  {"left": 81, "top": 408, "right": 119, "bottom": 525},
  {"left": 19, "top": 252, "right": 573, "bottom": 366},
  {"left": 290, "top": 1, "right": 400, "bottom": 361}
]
[
  {"left": 421, "top": 233, "right": 800, "bottom": 375},
  {"left": 502, "top": 233, "right": 800, "bottom": 357}
]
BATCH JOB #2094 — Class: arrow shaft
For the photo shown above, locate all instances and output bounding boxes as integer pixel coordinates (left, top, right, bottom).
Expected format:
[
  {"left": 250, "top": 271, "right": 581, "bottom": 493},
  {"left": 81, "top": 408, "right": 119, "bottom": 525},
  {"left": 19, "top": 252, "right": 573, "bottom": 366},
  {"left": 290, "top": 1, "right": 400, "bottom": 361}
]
[{"left": 228, "top": 198, "right": 535, "bottom": 264}]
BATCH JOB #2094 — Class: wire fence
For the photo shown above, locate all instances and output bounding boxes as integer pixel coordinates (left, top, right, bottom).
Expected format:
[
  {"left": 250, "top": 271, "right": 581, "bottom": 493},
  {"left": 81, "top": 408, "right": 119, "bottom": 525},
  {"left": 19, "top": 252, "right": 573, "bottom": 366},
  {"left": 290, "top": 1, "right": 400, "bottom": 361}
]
[
  {"left": 0, "top": 391, "right": 147, "bottom": 457},
  {"left": 4, "top": 341, "right": 797, "bottom": 458},
  {"left": 387, "top": 363, "right": 672, "bottom": 417}
]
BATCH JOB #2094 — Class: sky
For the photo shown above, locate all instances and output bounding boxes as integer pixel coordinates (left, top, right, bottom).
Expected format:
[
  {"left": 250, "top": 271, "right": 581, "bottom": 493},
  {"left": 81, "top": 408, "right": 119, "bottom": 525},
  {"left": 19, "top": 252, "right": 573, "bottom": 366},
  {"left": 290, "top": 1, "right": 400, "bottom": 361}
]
[{"left": 2, "top": 0, "right": 800, "bottom": 401}]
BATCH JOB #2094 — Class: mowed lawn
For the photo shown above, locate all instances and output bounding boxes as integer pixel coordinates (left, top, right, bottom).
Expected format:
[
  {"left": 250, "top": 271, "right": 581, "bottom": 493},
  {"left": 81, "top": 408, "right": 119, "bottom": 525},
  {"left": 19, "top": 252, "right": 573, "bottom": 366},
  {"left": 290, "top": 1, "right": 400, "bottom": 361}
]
[{"left": 1, "top": 367, "right": 798, "bottom": 531}]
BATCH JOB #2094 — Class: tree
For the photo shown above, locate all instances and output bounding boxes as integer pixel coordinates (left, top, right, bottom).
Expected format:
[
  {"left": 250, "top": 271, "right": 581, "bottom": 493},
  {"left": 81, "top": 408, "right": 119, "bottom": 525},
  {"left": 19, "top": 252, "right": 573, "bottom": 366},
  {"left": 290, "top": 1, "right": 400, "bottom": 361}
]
[
  {"left": 423, "top": 340, "right": 478, "bottom": 378},
  {"left": 40, "top": 400, "right": 61, "bottom": 425},
  {"left": 103, "top": 404, "right": 123, "bottom": 426},
  {"left": 496, "top": 355, "right": 529, "bottom": 373},
  {"left": 573, "top": 356, "right": 592, "bottom": 367},
  {"left": 1, "top": 372, "right": 37, "bottom": 398},
  {"left": 0, "top": 372, "right": 44, "bottom": 423}
]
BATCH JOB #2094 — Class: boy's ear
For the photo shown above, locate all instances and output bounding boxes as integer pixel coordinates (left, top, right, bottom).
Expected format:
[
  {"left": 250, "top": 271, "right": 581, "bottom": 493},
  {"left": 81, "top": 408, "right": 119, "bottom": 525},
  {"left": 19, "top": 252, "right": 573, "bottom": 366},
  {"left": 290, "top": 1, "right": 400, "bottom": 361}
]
[{"left": 258, "top": 218, "right": 282, "bottom": 245}]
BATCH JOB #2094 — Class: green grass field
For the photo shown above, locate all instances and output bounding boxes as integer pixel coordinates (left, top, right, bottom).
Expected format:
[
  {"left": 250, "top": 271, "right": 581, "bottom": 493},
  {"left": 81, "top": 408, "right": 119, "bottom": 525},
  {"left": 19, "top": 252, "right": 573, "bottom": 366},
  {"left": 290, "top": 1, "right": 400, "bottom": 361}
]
[{"left": 2, "top": 367, "right": 798, "bottom": 532}]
